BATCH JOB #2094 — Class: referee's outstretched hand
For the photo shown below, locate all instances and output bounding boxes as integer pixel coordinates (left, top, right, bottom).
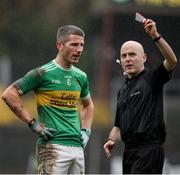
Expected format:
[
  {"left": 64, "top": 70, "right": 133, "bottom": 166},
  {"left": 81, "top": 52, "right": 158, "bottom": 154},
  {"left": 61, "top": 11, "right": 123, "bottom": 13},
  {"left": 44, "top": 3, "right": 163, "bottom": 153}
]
[{"left": 104, "top": 140, "right": 115, "bottom": 158}]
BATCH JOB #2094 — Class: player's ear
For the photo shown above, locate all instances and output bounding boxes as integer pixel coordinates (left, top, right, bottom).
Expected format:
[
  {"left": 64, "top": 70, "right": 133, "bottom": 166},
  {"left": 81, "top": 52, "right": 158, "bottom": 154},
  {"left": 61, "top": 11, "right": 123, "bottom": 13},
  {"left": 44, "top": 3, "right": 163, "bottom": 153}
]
[{"left": 56, "top": 41, "right": 63, "bottom": 50}]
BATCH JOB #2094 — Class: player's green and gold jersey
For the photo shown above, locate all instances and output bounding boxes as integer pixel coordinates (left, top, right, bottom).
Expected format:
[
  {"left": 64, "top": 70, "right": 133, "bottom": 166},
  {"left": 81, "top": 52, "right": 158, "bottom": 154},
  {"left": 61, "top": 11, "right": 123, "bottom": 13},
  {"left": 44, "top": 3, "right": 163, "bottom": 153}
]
[{"left": 15, "top": 59, "right": 90, "bottom": 147}]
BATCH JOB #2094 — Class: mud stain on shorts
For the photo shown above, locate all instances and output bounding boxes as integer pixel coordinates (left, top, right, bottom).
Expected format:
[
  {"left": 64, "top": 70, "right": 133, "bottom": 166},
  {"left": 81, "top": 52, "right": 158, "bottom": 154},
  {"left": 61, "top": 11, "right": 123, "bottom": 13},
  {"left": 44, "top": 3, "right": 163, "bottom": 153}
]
[{"left": 37, "top": 144, "right": 59, "bottom": 174}]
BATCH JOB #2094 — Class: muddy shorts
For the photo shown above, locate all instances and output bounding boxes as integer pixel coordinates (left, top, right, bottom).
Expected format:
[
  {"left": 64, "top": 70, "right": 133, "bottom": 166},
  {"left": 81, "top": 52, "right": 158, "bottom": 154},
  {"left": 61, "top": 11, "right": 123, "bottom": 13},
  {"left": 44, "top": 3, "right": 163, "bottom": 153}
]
[{"left": 36, "top": 144, "right": 84, "bottom": 174}]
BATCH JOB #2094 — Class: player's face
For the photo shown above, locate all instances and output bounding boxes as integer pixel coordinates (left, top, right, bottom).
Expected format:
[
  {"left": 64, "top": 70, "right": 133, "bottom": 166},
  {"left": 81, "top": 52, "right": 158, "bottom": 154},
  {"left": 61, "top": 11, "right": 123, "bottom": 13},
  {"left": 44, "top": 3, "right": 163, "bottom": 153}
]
[
  {"left": 120, "top": 41, "right": 146, "bottom": 78},
  {"left": 58, "top": 34, "right": 84, "bottom": 65}
]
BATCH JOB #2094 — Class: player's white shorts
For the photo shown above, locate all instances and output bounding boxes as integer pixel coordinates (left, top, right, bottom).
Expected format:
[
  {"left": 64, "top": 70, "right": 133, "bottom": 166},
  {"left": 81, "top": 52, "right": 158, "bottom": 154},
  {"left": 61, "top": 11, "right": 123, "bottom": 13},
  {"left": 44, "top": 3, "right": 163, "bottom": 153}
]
[{"left": 36, "top": 144, "right": 84, "bottom": 174}]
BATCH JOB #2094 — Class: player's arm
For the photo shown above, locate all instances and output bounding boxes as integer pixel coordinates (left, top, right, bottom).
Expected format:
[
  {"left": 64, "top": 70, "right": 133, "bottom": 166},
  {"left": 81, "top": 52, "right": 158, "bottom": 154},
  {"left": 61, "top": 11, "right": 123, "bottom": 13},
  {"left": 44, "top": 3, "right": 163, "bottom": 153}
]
[
  {"left": 1, "top": 84, "right": 33, "bottom": 124},
  {"left": 1, "top": 84, "right": 56, "bottom": 139},
  {"left": 1, "top": 68, "right": 41, "bottom": 124},
  {"left": 104, "top": 126, "right": 121, "bottom": 158},
  {"left": 80, "top": 96, "right": 94, "bottom": 129},
  {"left": 1, "top": 68, "right": 56, "bottom": 139},
  {"left": 80, "top": 96, "right": 94, "bottom": 148},
  {"left": 144, "top": 19, "right": 177, "bottom": 71}
]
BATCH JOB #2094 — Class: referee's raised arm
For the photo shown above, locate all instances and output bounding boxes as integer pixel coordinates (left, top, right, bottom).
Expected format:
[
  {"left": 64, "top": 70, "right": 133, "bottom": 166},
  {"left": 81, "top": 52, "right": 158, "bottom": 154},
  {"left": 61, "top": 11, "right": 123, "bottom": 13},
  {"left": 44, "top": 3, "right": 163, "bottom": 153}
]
[{"left": 143, "top": 18, "right": 177, "bottom": 71}]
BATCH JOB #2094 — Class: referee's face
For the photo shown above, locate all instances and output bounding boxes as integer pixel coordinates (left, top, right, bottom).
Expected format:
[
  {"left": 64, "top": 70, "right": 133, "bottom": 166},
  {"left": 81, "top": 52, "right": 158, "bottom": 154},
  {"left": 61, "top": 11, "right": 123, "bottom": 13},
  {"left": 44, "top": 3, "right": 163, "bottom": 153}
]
[{"left": 120, "top": 41, "right": 146, "bottom": 78}]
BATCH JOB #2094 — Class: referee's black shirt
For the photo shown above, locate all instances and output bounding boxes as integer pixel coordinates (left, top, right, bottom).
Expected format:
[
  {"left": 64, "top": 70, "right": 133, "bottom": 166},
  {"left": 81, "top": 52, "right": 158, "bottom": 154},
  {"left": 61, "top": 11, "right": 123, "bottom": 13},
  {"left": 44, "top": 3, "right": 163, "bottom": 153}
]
[{"left": 114, "top": 63, "right": 172, "bottom": 145}]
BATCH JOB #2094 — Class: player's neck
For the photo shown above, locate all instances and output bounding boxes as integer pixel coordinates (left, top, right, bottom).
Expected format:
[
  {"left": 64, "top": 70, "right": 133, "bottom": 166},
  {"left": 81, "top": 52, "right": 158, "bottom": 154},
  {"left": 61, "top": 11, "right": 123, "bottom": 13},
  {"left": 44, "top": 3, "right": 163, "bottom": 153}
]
[{"left": 55, "top": 55, "right": 72, "bottom": 69}]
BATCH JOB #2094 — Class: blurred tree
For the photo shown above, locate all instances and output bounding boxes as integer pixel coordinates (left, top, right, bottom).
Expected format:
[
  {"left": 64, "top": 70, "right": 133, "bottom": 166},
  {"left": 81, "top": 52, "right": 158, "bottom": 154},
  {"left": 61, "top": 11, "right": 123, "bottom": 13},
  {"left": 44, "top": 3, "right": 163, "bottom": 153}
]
[{"left": 0, "top": 0, "right": 94, "bottom": 80}]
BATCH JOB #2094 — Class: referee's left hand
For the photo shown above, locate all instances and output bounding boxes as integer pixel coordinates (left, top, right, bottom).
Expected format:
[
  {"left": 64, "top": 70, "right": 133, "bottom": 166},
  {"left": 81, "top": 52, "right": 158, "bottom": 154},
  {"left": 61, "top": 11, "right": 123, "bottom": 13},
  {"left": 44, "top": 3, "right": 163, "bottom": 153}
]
[{"left": 144, "top": 19, "right": 159, "bottom": 39}]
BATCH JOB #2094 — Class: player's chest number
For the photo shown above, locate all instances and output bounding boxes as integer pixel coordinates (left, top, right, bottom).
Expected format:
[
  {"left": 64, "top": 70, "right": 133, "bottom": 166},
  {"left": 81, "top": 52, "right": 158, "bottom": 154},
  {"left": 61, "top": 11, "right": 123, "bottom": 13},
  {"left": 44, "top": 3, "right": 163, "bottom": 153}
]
[{"left": 67, "top": 78, "right": 71, "bottom": 86}]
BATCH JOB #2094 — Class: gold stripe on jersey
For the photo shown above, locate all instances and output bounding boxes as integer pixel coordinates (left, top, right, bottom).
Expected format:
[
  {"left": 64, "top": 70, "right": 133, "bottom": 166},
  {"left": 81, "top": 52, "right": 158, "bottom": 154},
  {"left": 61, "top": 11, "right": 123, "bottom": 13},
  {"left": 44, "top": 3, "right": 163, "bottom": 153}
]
[{"left": 36, "top": 90, "right": 80, "bottom": 110}]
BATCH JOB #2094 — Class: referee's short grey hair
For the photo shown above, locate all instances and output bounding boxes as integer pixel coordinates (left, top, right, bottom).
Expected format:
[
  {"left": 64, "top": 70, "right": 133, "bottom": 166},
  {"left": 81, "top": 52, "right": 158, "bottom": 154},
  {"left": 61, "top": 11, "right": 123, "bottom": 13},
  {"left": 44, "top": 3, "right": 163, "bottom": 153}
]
[{"left": 56, "top": 25, "right": 85, "bottom": 42}]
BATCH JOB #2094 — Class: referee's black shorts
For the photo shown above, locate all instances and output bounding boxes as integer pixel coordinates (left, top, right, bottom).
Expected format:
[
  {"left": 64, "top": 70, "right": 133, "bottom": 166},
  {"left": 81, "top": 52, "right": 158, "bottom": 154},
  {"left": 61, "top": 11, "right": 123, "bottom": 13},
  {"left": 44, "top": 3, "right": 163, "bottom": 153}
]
[{"left": 123, "top": 143, "right": 165, "bottom": 174}]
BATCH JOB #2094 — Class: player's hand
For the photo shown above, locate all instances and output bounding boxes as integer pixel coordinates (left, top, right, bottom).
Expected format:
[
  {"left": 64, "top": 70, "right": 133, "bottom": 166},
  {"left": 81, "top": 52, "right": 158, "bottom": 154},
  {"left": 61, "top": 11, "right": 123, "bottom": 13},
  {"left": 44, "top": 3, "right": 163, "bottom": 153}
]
[
  {"left": 29, "top": 119, "right": 56, "bottom": 140},
  {"left": 81, "top": 128, "right": 91, "bottom": 148},
  {"left": 104, "top": 139, "right": 115, "bottom": 158}
]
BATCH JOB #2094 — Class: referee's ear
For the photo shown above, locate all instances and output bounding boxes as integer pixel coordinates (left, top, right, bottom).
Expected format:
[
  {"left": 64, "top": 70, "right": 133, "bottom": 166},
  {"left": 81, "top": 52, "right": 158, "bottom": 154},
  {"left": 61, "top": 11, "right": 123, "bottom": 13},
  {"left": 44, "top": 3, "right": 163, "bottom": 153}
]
[{"left": 143, "top": 53, "right": 147, "bottom": 63}]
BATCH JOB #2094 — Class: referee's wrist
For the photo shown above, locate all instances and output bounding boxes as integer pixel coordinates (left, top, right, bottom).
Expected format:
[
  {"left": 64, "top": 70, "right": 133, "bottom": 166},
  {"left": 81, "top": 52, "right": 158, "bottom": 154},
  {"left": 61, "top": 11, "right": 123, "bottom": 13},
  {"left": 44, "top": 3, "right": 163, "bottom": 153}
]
[
  {"left": 105, "top": 138, "right": 115, "bottom": 143},
  {"left": 153, "top": 34, "right": 162, "bottom": 42}
]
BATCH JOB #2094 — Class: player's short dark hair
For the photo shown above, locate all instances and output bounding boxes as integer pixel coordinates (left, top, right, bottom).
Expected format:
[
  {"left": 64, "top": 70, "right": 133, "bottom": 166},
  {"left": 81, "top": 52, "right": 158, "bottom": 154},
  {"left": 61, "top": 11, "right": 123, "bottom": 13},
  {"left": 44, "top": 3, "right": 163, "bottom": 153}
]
[{"left": 56, "top": 25, "right": 85, "bottom": 42}]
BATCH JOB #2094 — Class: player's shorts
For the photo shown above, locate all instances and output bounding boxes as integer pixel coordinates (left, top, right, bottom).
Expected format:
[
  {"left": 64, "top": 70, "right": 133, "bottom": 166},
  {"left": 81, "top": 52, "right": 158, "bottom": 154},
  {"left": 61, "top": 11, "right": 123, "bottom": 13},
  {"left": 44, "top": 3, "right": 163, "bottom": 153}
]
[
  {"left": 36, "top": 144, "right": 84, "bottom": 174},
  {"left": 123, "top": 143, "right": 164, "bottom": 174}
]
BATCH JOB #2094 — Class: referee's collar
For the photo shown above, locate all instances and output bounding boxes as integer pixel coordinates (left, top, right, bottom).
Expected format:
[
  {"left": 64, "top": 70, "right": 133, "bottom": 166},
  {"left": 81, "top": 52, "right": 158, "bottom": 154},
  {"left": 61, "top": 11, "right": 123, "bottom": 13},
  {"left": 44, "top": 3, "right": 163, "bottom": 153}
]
[{"left": 125, "top": 68, "right": 148, "bottom": 83}]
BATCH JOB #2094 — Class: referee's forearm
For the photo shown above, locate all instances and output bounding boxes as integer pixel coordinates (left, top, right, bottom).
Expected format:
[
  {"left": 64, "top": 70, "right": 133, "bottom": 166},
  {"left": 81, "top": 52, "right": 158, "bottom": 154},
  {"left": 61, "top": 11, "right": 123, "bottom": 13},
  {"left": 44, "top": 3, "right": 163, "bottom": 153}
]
[
  {"left": 108, "top": 126, "right": 121, "bottom": 143},
  {"left": 155, "top": 37, "right": 177, "bottom": 71}
]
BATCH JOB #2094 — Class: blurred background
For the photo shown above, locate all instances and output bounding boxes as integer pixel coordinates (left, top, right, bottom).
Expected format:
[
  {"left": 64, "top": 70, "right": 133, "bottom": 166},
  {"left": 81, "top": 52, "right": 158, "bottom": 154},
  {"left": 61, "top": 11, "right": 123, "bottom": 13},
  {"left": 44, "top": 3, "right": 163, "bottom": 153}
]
[{"left": 0, "top": 0, "right": 180, "bottom": 174}]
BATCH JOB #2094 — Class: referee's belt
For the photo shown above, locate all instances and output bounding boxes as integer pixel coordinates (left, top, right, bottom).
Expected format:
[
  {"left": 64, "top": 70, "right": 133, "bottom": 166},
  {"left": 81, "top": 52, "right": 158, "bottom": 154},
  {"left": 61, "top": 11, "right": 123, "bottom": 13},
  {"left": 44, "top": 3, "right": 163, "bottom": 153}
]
[{"left": 125, "top": 141, "right": 163, "bottom": 149}]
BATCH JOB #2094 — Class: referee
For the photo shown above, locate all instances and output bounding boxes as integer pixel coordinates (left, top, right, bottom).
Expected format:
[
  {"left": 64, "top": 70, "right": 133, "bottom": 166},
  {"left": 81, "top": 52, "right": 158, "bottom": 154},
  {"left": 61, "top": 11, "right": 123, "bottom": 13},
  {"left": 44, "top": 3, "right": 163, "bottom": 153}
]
[{"left": 104, "top": 18, "right": 177, "bottom": 174}]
